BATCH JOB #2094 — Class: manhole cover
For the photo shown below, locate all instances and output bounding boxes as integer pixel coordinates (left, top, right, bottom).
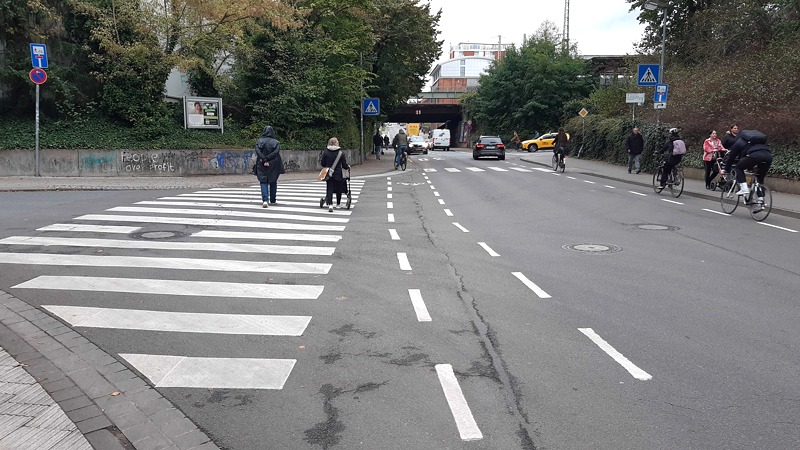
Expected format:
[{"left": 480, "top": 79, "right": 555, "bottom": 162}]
[
  {"left": 132, "top": 231, "right": 185, "bottom": 240},
  {"left": 562, "top": 243, "right": 622, "bottom": 254},
  {"left": 631, "top": 224, "right": 680, "bottom": 231}
]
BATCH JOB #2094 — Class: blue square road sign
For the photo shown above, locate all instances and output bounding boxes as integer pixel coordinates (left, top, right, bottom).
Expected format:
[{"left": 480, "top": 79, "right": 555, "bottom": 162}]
[
  {"left": 654, "top": 84, "right": 668, "bottom": 103},
  {"left": 637, "top": 64, "right": 659, "bottom": 86},
  {"left": 363, "top": 98, "right": 380, "bottom": 116},
  {"left": 30, "top": 43, "right": 48, "bottom": 69}
]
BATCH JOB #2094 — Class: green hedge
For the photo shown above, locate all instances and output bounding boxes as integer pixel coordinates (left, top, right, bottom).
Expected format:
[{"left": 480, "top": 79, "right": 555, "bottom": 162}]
[{"left": 564, "top": 116, "right": 800, "bottom": 180}]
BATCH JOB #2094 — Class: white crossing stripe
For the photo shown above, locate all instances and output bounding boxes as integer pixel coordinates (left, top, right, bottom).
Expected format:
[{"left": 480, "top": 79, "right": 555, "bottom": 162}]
[
  {"left": 147, "top": 199, "right": 353, "bottom": 215},
  {"left": 43, "top": 305, "right": 312, "bottom": 336},
  {"left": 583, "top": 180, "right": 596, "bottom": 184},
  {"left": 578, "top": 328, "right": 652, "bottom": 381},
  {"left": 387, "top": 187, "right": 392, "bottom": 192},
  {"left": 444, "top": 209, "right": 453, "bottom": 217},
  {"left": 509, "top": 167, "right": 531, "bottom": 172},
  {"left": 0, "top": 236, "right": 335, "bottom": 256},
  {"left": 438, "top": 199, "right": 445, "bottom": 205},
  {"left": 388, "top": 213, "right": 395, "bottom": 223},
  {"left": 487, "top": 167, "right": 508, "bottom": 172},
  {"left": 423, "top": 168, "right": 437, "bottom": 172},
  {"left": 533, "top": 168, "right": 551, "bottom": 172},
  {"left": 397, "top": 253, "right": 412, "bottom": 271},
  {"left": 465, "top": 167, "right": 484, "bottom": 172},
  {"left": 36, "top": 224, "right": 140, "bottom": 234},
  {"left": 387, "top": 202, "right": 394, "bottom": 209},
  {"left": 444, "top": 168, "right": 461, "bottom": 172},
  {"left": 478, "top": 242, "right": 499, "bottom": 257},
  {"left": 107, "top": 207, "right": 349, "bottom": 224},
  {"left": 511, "top": 272, "right": 551, "bottom": 298},
  {"left": 14, "top": 276, "right": 323, "bottom": 299},
  {"left": 175, "top": 195, "right": 357, "bottom": 207},
  {"left": 452, "top": 223, "right": 469, "bottom": 232},
  {"left": 758, "top": 222, "right": 798, "bottom": 233},
  {"left": 389, "top": 229, "right": 400, "bottom": 240},
  {"left": 0, "top": 253, "right": 330, "bottom": 274},
  {"left": 407, "top": 289, "right": 431, "bottom": 322},
  {"left": 387, "top": 193, "right": 393, "bottom": 199},
  {"left": 434, "top": 192, "right": 440, "bottom": 197},
  {"left": 191, "top": 230, "right": 341, "bottom": 242},
  {"left": 435, "top": 364, "right": 483, "bottom": 441},
  {"left": 119, "top": 354, "right": 296, "bottom": 389},
  {"left": 75, "top": 215, "right": 346, "bottom": 232}
]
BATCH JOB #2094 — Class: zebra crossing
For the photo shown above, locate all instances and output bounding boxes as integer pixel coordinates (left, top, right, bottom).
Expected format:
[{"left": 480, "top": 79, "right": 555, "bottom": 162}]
[
  {"left": 4, "top": 180, "right": 364, "bottom": 390},
  {"left": 423, "top": 166, "right": 531, "bottom": 173}
]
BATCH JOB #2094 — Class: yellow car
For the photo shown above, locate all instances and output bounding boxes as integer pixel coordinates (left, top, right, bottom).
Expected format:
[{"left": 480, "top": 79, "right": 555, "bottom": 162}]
[{"left": 521, "top": 132, "right": 569, "bottom": 152}]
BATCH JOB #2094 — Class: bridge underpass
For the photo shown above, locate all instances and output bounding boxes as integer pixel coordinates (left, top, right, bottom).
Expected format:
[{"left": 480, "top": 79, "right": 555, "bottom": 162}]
[{"left": 385, "top": 103, "right": 463, "bottom": 145}]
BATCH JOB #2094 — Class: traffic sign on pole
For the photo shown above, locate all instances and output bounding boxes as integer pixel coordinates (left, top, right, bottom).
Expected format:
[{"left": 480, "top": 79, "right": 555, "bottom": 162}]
[
  {"left": 637, "top": 64, "right": 659, "bottom": 86},
  {"left": 30, "top": 43, "right": 48, "bottom": 68},
  {"left": 654, "top": 84, "right": 668, "bottom": 103},
  {"left": 29, "top": 68, "right": 47, "bottom": 85},
  {"left": 363, "top": 98, "right": 380, "bottom": 116}
]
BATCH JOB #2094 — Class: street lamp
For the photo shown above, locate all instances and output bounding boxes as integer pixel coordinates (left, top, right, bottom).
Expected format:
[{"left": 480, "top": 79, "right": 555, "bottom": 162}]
[{"left": 644, "top": 0, "right": 668, "bottom": 85}]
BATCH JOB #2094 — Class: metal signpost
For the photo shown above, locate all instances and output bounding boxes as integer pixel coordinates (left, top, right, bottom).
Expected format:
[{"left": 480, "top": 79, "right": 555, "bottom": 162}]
[
  {"left": 362, "top": 98, "right": 379, "bottom": 156},
  {"left": 30, "top": 43, "right": 49, "bottom": 177},
  {"left": 626, "top": 93, "right": 645, "bottom": 125},
  {"left": 577, "top": 108, "right": 588, "bottom": 157}
]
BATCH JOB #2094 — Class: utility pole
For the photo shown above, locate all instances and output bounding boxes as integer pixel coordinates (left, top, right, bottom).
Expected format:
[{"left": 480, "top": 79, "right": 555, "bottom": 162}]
[{"left": 562, "top": 0, "right": 570, "bottom": 53}]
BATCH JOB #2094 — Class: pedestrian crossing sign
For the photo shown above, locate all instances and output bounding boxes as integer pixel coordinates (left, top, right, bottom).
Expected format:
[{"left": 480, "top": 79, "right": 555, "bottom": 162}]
[
  {"left": 363, "top": 98, "right": 380, "bottom": 116},
  {"left": 637, "top": 64, "right": 660, "bottom": 86}
]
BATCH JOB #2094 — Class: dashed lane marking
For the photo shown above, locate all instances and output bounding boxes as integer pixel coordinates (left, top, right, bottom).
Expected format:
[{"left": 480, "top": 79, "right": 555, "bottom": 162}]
[
  {"left": 578, "top": 328, "right": 652, "bottom": 381},
  {"left": 408, "top": 289, "right": 432, "bottom": 322},
  {"left": 397, "top": 253, "right": 412, "bottom": 271},
  {"left": 444, "top": 209, "right": 453, "bottom": 217},
  {"left": 511, "top": 272, "right": 551, "bottom": 299},
  {"left": 452, "top": 223, "right": 469, "bottom": 232},
  {"left": 758, "top": 222, "right": 798, "bottom": 233},
  {"left": 478, "top": 242, "right": 500, "bottom": 257},
  {"left": 389, "top": 229, "right": 400, "bottom": 240},
  {"left": 435, "top": 364, "right": 483, "bottom": 441}
]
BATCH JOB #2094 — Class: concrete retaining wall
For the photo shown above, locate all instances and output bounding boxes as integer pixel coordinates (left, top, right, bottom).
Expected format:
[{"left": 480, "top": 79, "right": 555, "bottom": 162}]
[{"left": 0, "top": 149, "right": 363, "bottom": 177}]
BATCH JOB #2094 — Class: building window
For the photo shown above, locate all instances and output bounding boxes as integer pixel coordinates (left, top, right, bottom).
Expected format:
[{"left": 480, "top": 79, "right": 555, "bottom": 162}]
[{"left": 460, "top": 67, "right": 465, "bottom": 77}]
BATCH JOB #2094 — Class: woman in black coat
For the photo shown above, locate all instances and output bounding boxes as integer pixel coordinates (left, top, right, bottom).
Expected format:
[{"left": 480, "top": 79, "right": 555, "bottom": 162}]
[
  {"left": 319, "top": 137, "right": 350, "bottom": 212},
  {"left": 254, "top": 126, "right": 283, "bottom": 207}
]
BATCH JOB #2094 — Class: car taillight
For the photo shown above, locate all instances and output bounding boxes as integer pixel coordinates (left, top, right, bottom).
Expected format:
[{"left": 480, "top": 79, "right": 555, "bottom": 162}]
[
  {"left": 497, "top": 144, "right": 505, "bottom": 149},
  {"left": 476, "top": 144, "right": 484, "bottom": 149}
]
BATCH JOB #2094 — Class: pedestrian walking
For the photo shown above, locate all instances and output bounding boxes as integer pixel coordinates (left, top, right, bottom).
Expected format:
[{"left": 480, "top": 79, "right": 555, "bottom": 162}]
[
  {"left": 320, "top": 137, "right": 350, "bottom": 212},
  {"left": 254, "top": 125, "right": 283, "bottom": 207},
  {"left": 703, "top": 130, "right": 724, "bottom": 189},
  {"left": 372, "top": 130, "right": 383, "bottom": 160},
  {"left": 383, "top": 135, "right": 389, "bottom": 154},
  {"left": 625, "top": 127, "right": 644, "bottom": 174}
]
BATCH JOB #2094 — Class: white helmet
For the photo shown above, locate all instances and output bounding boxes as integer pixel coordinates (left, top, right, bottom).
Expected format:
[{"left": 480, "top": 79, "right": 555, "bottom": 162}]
[{"left": 669, "top": 127, "right": 679, "bottom": 134}]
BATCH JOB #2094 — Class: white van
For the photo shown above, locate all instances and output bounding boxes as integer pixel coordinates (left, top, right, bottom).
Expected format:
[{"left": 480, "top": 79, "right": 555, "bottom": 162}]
[{"left": 431, "top": 129, "right": 451, "bottom": 151}]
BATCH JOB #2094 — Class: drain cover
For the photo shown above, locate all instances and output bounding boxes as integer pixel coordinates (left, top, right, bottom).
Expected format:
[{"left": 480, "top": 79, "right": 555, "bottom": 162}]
[
  {"left": 632, "top": 224, "right": 680, "bottom": 231},
  {"left": 562, "top": 243, "right": 622, "bottom": 254},
  {"left": 132, "top": 231, "right": 185, "bottom": 240}
]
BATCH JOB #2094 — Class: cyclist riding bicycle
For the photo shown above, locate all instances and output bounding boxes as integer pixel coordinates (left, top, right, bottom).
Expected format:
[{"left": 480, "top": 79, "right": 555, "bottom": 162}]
[
  {"left": 392, "top": 129, "right": 409, "bottom": 169},
  {"left": 554, "top": 128, "right": 569, "bottom": 166},
  {"left": 657, "top": 128, "right": 686, "bottom": 189},
  {"left": 719, "top": 129, "right": 772, "bottom": 197}
]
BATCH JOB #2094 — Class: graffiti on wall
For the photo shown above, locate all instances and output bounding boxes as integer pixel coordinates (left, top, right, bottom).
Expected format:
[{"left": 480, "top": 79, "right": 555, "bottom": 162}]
[
  {"left": 81, "top": 153, "right": 115, "bottom": 173},
  {"left": 121, "top": 151, "right": 176, "bottom": 172},
  {"left": 283, "top": 159, "right": 300, "bottom": 173}
]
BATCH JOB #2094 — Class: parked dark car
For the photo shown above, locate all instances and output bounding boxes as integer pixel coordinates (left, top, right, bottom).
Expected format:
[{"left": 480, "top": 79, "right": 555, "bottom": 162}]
[
  {"left": 407, "top": 136, "right": 429, "bottom": 155},
  {"left": 473, "top": 136, "right": 505, "bottom": 160}
]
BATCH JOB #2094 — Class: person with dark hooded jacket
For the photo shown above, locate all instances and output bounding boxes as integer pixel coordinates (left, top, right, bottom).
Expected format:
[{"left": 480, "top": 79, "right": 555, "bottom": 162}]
[
  {"left": 254, "top": 126, "right": 283, "bottom": 207},
  {"left": 657, "top": 128, "right": 686, "bottom": 188},
  {"left": 721, "top": 129, "right": 772, "bottom": 198},
  {"left": 319, "top": 137, "right": 350, "bottom": 212}
]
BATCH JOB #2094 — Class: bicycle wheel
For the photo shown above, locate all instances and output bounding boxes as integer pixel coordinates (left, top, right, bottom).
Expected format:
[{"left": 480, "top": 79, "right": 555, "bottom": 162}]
[
  {"left": 720, "top": 179, "right": 739, "bottom": 214},
  {"left": 400, "top": 157, "right": 407, "bottom": 171},
  {"left": 652, "top": 168, "right": 664, "bottom": 193},
  {"left": 670, "top": 170, "right": 684, "bottom": 198},
  {"left": 749, "top": 184, "right": 772, "bottom": 221},
  {"left": 552, "top": 154, "right": 559, "bottom": 171}
]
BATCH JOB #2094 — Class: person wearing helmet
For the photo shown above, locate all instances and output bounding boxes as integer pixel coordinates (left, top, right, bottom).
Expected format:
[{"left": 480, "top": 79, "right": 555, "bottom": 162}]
[{"left": 657, "top": 128, "right": 687, "bottom": 189}]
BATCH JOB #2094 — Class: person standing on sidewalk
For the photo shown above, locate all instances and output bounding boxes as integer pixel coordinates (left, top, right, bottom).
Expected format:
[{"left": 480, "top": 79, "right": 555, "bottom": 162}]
[
  {"left": 372, "top": 130, "right": 383, "bottom": 160},
  {"left": 625, "top": 127, "right": 644, "bottom": 174},
  {"left": 722, "top": 124, "right": 739, "bottom": 150},
  {"left": 703, "top": 130, "right": 724, "bottom": 189},
  {"left": 320, "top": 137, "right": 350, "bottom": 212},
  {"left": 254, "top": 125, "right": 283, "bottom": 207}
]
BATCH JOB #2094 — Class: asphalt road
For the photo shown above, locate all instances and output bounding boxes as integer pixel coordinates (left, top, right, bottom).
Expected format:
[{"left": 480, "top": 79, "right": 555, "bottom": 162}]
[{"left": 1, "top": 151, "right": 799, "bottom": 449}]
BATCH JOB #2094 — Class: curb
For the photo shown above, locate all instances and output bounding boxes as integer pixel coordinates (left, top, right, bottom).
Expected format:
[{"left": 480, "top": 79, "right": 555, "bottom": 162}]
[{"left": 0, "top": 290, "right": 219, "bottom": 450}]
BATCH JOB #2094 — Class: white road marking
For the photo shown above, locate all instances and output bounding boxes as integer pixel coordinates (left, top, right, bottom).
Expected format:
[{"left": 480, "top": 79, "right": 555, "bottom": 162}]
[
  {"left": 388, "top": 187, "right": 393, "bottom": 192},
  {"left": 388, "top": 213, "right": 395, "bottom": 223},
  {"left": 424, "top": 168, "right": 437, "bottom": 172},
  {"left": 175, "top": 196, "right": 355, "bottom": 207},
  {"left": 107, "top": 207, "right": 348, "bottom": 223},
  {"left": 427, "top": 180, "right": 432, "bottom": 184},
  {"left": 389, "top": 229, "right": 400, "bottom": 240},
  {"left": 444, "top": 209, "right": 454, "bottom": 217},
  {"left": 604, "top": 185, "right": 616, "bottom": 189},
  {"left": 510, "top": 167, "right": 531, "bottom": 172},
  {"left": 567, "top": 176, "right": 576, "bottom": 180},
  {"left": 36, "top": 224, "right": 140, "bottom": 234},
  {"left": 430, "top": 185, "right": 435, "bottom": 189},
  {"left": 147, "top": 199, "right": 353, "bottom": 215},
  {"left": 120, "top": 354, "right": 296, "bottom": 389},
  {"left": 0, "top": 253, "right": 330, "bottom": 274},
  {"left": 387, "top": 193, "right": 393, "bottom": 199},
  {"left": 0, "top": 236, "right": 334, "bottom": 256},
  {"left": 397, "top": 253, "right": 412, "bottom": 270},
  {"left": 434, "top": 192, "right": 440, "bottom": 197},
  {"left": 452, "top": 223, "right": 469, "bottom": 232},
  {"left": 465, "top": 167, "right": 484, "bottom": 172},
  {"left": 14, "top": 276, "right": 323, "bottom": 299},
  {"left": 44, "top": 305, "right": 311, "bottom": 336},
  {"left": 702, "top": 208, "right": 730, "bottom": 216},
  {"left": 387, "top": 202, "right": 394, "bottom": 209},
  {"left": 551, "top": 173, "right": 561, "bottom": 176},
  {"left": 438, "top": 199, "right": 445, "bottom": 205},
  {"left": 583, "top": 180, "right": 596, "bottom": 184},
  {"left": 75, "top": 215, "right": 346, "bottom": 232},
  {"left": 478, "top": 242, "right": 500, "bottom": 257},
  {"left": 533, "top": 168, "right": 551, "bottom": 172},
  {"left": 445, "top": 168, "right": 461, "bottom": 172},
  {"left": 511, "top": 272, "right": 551, "bottom": 298},
  {"left": 408, "top": 289, "right": 432, "bottom": 322},
  {"left": 758, "top": 222, "right": 798, "bottom": 233},
  {"left": 435, "top": 364, "right": 483, "bottom": 441},
  {"left": 487, "top": 167, "right": 508, "bottom": 172},
  {"left": 578, "top": 328, "right": 652, "bottom": 381},
  {"left": 628, "top": 191, "right": 647, "bottom": 196},
  {"left": 661, "top": 199, "right": 684, "bottom": 205},
  {"left": 191, "top": 230, "right": 341, "bottom": 242}
]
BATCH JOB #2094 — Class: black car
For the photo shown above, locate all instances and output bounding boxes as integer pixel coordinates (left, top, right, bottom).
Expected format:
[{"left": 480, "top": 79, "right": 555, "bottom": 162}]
[
  {"left": 473, "top": 136, "right": 505, "bottom": 160},
  {"left": 407, "top": 136, "right": 429, "bottom": 155}
]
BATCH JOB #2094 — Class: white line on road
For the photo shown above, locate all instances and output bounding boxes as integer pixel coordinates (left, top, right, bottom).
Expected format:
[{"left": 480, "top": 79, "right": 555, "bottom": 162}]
[
  {"left": 43, "top": 305, "right": 311, "bottom": 336},
  {"left": 578, "top": 328, "right": 652, "bottom": 381},
  {"left": 444, "top": 209, "right": 454, "bottom": 217},
  {"left": 154, "top": 199, "right": 353, "bottom": 215},
  {"left": 661, "top": 199, "right": 684, "bottom": 205},
  {"left": 408, "top": 289, "right": 432, "bottom": 322},
  {"left": 758, "top": 222, "right": 799, "bottom": 233},
  {"left": 452, "top": 223, "right": 469, "bottom": 232},
  {"left": 465, "top": 167, "right": 484, "bottom": 172},
  {"left": 388, "top": 214, "right": 395, "bottom": 223},
  {"left": 423, "top": 168, "right": 437, "bottom": 172},
  {"left": 510, "top": 167, "right": 531, "bottom": 172},
  {"left": 487, "top": 167, "right": 508, "bottom": 172},
  {"left": 430, "top": 185, "right": 435, "bottom": 189},
  {"left": 511, "top": 272, "right": 551, "bottom": 298},
  {"left": 438, "top": 199, "right": 445, "bottom": 205},
  {"left": 397, "top": 253, "right": 412, "bottom": 270},
  {"left": 387, "top": 181, "right": 392, "bottom": 185},
  {"left": 191, "top": 230, "right": 341, "bottom": 242},
  {"left": 389, "top": 229, "right": 400, "bottom": 240},
  {"left": 14, "top": 276, "right": 323, "bottom": 299},
  {"left": 478, "top": 242, "right": 500, "bottom": 257},
  {"left": 445, "top": 168, "right": 461, "bottom": 172},
  {"left": 120, "top": 354, "right": 296, "bottom": 389},
  {"left": 388, "top": 187, "right": 392, "bottom": 192},
  {"left": 702, "top": 208, "right": 729, "bottom": 216},
  {"left": 107, "top": 206, "right": 349, "bottom": 223},
  {"left": 387, "top": 193, "right": 393, "bottom": 199},
  {"left": 628, "top": 191, "right": 647, "bottom": 196},
  {"left": 387, "top": 202, "right": 394, "bottom": 209},
  {"left": 434, "top": 192, "right": 440, "bottom": 197},
  {"left": 567, "top": 176, "right": 576, "bottom": 180},
  {"left": 604, "top": 185, "right": 616, "bottom": 189},
  {"left": 36, "top": 224, "right": 140, "bottom": 234},
  {"left": 427, "top": 180, "right": 432, "bottom": 184},
  {"left": 75, "top": 215, "right": 346, "bottom": 232},
  {"left": 583, "top": 180, "right": 596, "bottom": 184},
  {"left": 435, "top": 364, "right": 483, "bottom": 441},
  {"left": 533, "top": 168, "right": 551, "bottom": 172}
]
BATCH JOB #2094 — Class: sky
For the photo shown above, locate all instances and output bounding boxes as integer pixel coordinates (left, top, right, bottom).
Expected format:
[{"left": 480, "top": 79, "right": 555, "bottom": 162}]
[{"left": 424, "top": 0, "right": 647, "bottom": 68}]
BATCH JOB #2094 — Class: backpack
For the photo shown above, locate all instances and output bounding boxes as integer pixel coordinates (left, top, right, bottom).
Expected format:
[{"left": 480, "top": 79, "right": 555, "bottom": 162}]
[
  {"left": 672, "top": 139, "right": 687, "bottom": 155},
  {"left": 738, "top": 130, "right": 767, "bottom": 145}
]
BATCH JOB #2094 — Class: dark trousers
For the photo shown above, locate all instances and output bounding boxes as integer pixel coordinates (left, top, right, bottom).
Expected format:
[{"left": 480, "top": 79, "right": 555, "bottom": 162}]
[
  {"left": 325, "top": 178, "right": 348, "bottom": 205},
  {"left": 660, "top": 154, "right": 683, "bottom": 185},
  {"left": 704, "top": 160, "right": 719, "bottom": 187},
  {"left": 734, "top": 151, "right": 773, "bottom": 184}
]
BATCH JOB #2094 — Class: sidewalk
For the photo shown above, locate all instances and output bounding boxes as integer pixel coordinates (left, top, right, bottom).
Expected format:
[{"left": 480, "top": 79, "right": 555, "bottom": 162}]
[{"left": 516, "top": 150, "right": 800, "bottom": 220}]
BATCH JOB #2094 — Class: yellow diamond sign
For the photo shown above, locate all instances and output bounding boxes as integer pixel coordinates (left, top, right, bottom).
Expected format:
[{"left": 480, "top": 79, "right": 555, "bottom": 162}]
[{"left": 579, "top": 108, "right": 589, "bottom": 118}]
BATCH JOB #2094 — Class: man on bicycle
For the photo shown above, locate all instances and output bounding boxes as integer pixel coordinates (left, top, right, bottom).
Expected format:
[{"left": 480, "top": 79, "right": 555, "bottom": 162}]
[
  {"left": 392, "top": 129, "right": 409, "bottom": 169},
  {"left": 554, "top": 128, "right": 569, "bottom": 166},
  {"left": 657, "top": 128, "right": 686, "bottom": 189},
  {"left": 720, "top": 129, "right": 772, "bottom": 198}
]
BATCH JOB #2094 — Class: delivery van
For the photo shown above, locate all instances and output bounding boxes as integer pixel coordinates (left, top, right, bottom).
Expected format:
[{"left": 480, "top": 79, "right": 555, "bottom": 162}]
[{"left": 431, "top": 129, "right": 451, "bottom": 151}]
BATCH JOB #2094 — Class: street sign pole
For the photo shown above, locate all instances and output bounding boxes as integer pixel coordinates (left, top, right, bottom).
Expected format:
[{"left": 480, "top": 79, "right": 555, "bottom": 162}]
[
  {"left": 35, "top": 84, "right": 40, "bottom": 177},
  {"left": 359, "top": 53, "right": 364, "bottom": 157}
]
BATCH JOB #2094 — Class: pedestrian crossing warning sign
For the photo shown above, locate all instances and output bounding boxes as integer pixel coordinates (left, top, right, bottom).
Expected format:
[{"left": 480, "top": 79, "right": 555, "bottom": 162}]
[
  {"left": 363, "top": 98, "right": 380, "bottom": 116},
  {"left": 637, "top": 64, "right": 660, "bottom": 86}
]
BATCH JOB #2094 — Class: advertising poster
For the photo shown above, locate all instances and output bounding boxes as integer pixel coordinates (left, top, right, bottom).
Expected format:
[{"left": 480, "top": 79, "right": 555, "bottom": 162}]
[{"left": 184, "top": 97, "right": 223, "bottom": 132}]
